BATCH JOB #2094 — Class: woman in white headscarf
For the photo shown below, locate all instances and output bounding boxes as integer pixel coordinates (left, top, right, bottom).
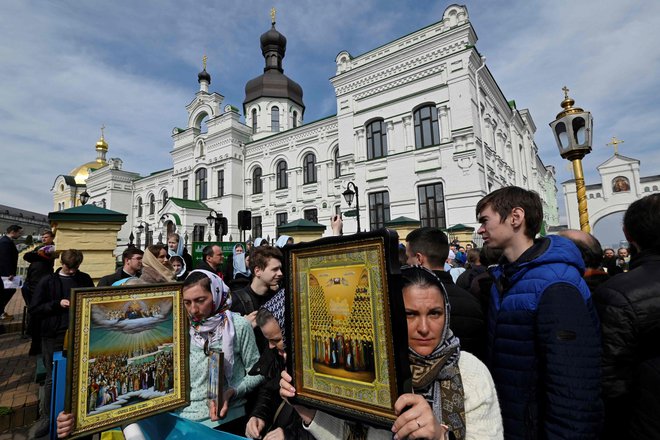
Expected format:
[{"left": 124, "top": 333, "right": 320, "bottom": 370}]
[{"left": 275, "top": 235, "right": 293, "bottom": 248}]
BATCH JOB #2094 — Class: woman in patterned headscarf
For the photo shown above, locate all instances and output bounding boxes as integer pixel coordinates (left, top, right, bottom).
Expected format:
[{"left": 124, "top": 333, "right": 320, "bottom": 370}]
[
  {"left": 178, "top": 269, "right": 263, "bottom": 434},
  {"left": 280, "top": 266, "right": 503, "bottom": 439}
]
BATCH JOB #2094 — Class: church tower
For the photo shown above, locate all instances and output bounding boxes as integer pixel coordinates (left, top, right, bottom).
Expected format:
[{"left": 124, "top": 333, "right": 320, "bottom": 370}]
[{"left": 244, "top": 9, "right": 305, "bottom": 141}]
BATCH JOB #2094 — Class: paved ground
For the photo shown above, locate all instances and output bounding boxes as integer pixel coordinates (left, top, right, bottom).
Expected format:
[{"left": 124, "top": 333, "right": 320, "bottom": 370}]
[{"left": 0, "top": 291, "right": 41, "bottom": 438}]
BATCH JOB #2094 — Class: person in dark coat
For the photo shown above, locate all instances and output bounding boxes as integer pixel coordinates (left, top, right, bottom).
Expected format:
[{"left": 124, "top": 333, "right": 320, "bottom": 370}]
[
  {"left": 97, "top": 247, "right": 143, "bottom": 286},
  {"left": 196, "top": 244, "right": 224, "bottom": 278},
  {"left": 476, "top": 186, "right": 602, "bottom": 439},
  {"left": 0, "top": 224, "right": 23, "bottom": 320},
  {"left": 28, "top": 249, "right": 94, "bottom": 438},
  {"left": 593, "top": 193, "right": 660, "bottom": 439},
  {"left": 455, "top": 248, "right": 487, "bottom": 291},
  {"left": 22, "top": 230, "right": 56, "bottom": 354},
  {"left": 405, "top": 227, "right": 486, "bottom": 361}
]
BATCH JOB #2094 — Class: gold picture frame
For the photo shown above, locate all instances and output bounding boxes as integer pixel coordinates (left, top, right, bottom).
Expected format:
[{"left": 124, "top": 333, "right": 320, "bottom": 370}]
[
  {"left": 284, "top": 230, "right": 410, "bottom": 427},
  {"left": 65, "top": 283, "right": 190, "bottom": 438}
]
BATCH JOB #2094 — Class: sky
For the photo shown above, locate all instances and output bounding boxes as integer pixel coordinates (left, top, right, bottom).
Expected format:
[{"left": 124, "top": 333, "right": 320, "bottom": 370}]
[{"left": 1, "top": 0, "right": 659, "bottom": 245}]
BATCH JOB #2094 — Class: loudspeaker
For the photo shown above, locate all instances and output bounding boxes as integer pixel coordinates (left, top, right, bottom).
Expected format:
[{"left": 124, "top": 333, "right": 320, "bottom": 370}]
[{"left": 238, "top": 210, "right": 252, "bottom": 231}]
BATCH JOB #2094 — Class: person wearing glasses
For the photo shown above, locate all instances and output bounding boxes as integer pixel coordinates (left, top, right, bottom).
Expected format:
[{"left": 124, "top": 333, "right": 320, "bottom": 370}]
[
  {"left": 97, "top": 248, "right": 144, "bottom": 287},
  {"left": 279, "top": 265, "right": 503, "bottom": 440}
]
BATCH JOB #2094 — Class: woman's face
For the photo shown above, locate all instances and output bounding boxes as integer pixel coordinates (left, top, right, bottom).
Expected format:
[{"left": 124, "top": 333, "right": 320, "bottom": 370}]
[
  {"left": 261, "top": 317, "right": 285, "bottom": 355},
  {"left": 183, "top": 283, "right": 214, "bottom": 322},
  {"left": 235, "top": 245, "right": 244, "bottom": 254},
  {"left": 171, "top": 260, "right": 183, "bottom": 274},
  {"left": 157, "top": 249, "right": 168, "bottom": 265},
  {"left": 403, "top": 283, "right": 446, "bottom": 356}
]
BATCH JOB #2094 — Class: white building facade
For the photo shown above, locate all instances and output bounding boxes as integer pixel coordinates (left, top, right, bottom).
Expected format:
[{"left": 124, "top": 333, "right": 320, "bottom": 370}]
[{"left": 53, "top": 5, "right": 558, "bottom": 252}]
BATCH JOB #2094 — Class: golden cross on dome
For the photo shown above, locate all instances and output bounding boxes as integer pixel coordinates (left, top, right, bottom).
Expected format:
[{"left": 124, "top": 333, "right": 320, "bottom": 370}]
[
  {"left": 202, "top": 55, "right": 207, "bottom": 70},
  {"left": 271, "top": 7, "right": 276, "bottom": 24},
  {"left": 562, "top": 86, "right": 570, "bottom": 99},
  {"left": 100, "top": 124, "right": 105, "bottom": 138},
  {"left": 607, "top": 136, "right": 624, "bottom": 155}
]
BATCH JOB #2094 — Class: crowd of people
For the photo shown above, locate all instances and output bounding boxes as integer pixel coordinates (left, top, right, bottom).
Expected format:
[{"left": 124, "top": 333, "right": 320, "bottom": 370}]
[{"left": 1, "top": 189, "right": 657, "bottom": 439}]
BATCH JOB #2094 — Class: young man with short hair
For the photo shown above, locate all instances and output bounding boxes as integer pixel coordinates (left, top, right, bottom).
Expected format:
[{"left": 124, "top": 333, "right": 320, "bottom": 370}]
[
  {"left": 29, "top": 249, "right": 94, "bottom": 438},
  {"left": 476, "top": 186, "right": 602, "bottom": 439},
  {"left": 97, "top": 247, "right": 144, "bottom": 286},
  {"left": 230, "top": 246, "right": 283, "bottom": 352}
]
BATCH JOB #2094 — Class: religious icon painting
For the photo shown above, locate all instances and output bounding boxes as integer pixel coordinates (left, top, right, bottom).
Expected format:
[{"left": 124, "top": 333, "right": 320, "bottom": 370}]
[
  {"left": 65, "top": 283, "right": 189, "bottom": 438},
  {"left": 283, "top": 230, "right": 411, "bottom": 428},
  {"left": 207, "top": 348, "right": 224, "bottom": 418}
]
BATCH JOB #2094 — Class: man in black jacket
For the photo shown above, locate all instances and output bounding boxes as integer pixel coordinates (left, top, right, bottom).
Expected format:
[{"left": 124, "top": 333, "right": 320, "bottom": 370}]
[
  {"left": 405, "top": 227, "right": 486, "bottom": 361},
  {"left": 97, "top": 247, "right": 143, "bottom": 286},
  {"left": 594, "top": 193, "right": 660, "bottom": 439},
  {"left": 29, "top": 249, "right": 94, "bottom": 438},
  {"left": 0, "top": 224, "right": 23, "bottom": 320}
]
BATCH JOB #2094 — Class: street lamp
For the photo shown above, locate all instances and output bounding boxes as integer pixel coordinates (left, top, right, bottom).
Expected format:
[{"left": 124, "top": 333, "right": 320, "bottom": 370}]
[
  {"left": 342, "top": 181, "right": 361, "bottom": 233},
  {"left": 79, "top": 191, "right": 90, "bottom": 206},
  {"left": 136, "top": 221, "right": 148, "bottom": 249},
  {"left": 206, "top": 209, "right": 226, "bottom": 241},
  {"left": 549, "top": 87, "right": 593, "bottom": 233}
]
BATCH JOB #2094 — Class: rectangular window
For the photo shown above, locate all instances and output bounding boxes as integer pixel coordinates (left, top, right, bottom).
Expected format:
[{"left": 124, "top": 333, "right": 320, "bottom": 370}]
[
  {"left": 304, "top": 208, "right": 318, "bottom": 224},
  {"left": 251, "top": 216, "right": 263, "bottom": 241},
  {"left": 276, "top": 212, "right": 288, "bottom": 228},
  {"left": 217, "top": 170, "right": 225, "bottom": 197},
  {"left": 368, "top": 191, "right": 391, "bottom": 231},
  {"left": 182, "top": 179, "right": 189, "bottom": 200},
  {"left": 417, "top": 182, "right": 446, "bottom": 228}
]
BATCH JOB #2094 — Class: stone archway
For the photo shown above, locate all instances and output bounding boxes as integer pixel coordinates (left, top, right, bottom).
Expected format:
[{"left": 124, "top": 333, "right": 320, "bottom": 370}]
[{"left": 592, "top": 210, "right": 626, "bottom": 250}]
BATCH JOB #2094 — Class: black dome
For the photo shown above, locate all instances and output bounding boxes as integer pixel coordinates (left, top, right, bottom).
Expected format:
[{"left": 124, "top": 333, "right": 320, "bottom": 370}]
[
  {"left": 198, "top": 69, "right": 211, "bottom": 84},
  {"left": 243, "top": 22, "right": 304, "bottom": 111}
]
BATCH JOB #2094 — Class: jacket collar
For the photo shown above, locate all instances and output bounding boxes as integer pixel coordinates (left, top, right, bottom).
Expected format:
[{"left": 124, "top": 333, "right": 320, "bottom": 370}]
[{"left": 629, "top": 250, "right": 660, "bottom": 270}]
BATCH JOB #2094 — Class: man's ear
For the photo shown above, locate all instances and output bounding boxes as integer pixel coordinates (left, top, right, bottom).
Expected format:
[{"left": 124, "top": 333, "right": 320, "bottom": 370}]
[
  {"left": 623, "top": 225, "right": 641, "bottom": 252},
  {"left": 510, "top": 207, "right": 526, "bottom": 230}
]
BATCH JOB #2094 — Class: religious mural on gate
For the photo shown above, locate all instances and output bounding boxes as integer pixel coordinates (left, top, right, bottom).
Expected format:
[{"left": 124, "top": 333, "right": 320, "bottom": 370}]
[{"left": 612, "top": 176, "right": 630, "bottom": 193}]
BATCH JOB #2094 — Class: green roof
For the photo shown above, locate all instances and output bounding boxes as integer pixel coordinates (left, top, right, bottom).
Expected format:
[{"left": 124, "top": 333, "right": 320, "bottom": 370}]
[
  {"left": 385, "top": 216, "right": 421, "bottom": 226},
  {"left": 48, "top": 204, "right": 127, "bottom": 223},
  {"left": 278, "top": 218, "right": 326, "bottom": 231},
  {"left": 445, "top": 223, "right": 475, "bottom": 232},
  {"left": 168, "top": 198, "right": 209, "bottom": 211}
]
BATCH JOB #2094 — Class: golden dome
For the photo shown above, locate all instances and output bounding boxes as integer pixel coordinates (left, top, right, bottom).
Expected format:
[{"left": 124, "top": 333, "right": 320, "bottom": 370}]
[{"left": 70, "top": 159, "right": 106, "bottom": 185}]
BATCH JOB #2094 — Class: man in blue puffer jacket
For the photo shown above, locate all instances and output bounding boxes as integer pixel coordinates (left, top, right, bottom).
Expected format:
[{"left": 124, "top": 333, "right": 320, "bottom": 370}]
[{"left": 476, "top": 186, "right": 602, "bottom": 439}]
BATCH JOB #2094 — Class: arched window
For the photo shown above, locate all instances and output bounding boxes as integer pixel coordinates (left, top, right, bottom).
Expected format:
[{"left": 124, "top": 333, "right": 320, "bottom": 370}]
[
  {"left": 654, "top": 185, "right": 659, "bottom": 191},
  {"left": 252, "top": 167, "right": 263, "bottom": 194},
  {"left": 149, "top": 194, "right": 155, "bottom": 215},
  {"left": 162, "top": 190, "right": 169, "bottom": 206},
  {"left": 195, "top": 168, "right": 208, "bottom": 200},
  {"left": 334, "top": 148, "right": 341, "bottom": 178},
  {"left": 366, "top": 119, "right": 387, "bottom": 159},
  {"left": 252, "top": 108, "right": 257, "bottom": 133},
  {"left": 413, "top": 105, "right": 440, "bottom": 149},
  {"left": 136, "top": 197, "right": 143, "bottom": 217},
  {"left": 276, "top": 160, "right": 288, "bottom": 189},
  {"left": 303, "top": 153, "right": 316, "bottom": 184},
  {"left": 293, "top": 110, "right": 298, "bottom": 128},
  {"left": 271, "top": 106, "right": 280, "bottom": 132}
]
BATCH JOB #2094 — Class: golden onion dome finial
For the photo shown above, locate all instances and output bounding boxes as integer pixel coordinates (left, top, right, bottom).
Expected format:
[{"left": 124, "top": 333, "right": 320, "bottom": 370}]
[
  {"left": 271, "top": 7, "right": 276, "bottom": 25},
  {"left": 95, "top": 124, "right": 108, "bottom": 152}
]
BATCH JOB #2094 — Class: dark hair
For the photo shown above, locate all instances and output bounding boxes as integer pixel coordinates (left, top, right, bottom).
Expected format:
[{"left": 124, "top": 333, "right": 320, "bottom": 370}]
[
  {"left": 6, "top": 225, "right": 22, "bottom": 234},
  {"left": 202, "top": 244, "right": 220, "bottom": 262},
  {"left": 401, "top": 266, "right": 445, "bottom": 292},
  {"left": 624, "top": 193, "right": 660, "bottom": 253},
  {"left": 170, "top": 255, "right": 184, "bottom": 265},
  {"left": 256, "top": 308, "right": 275, "bottom": 328},
  {"left": 182, "top": 271, "right": 211, "bottom": 292},
  {"left": 42, "top": 230, "right": 54, "bottom": 238},
  {"left": 122, "top": 247, "right": 144, "bottom": 262},
  {"left": 249, "top": 246, "right": 283, "bottom": 273},
  {"left": 466, "top": 248, "right": 481, "bottom": 265},
  {"left": 405, "top": 227, "right": 449, "bottom": 268},
  {"left": 479, "top": 245, "right": 503, "bottom": 266},
  {"left": 476, "top": 186, "right": 543, "bottom": 239},
  {"left": 60, "top": 249, "right": 84, "bottom": 269},
  {"left": 603, "top": 247, "right": 615, "bottom": 254},
  {"left": 147, "top": 244, "right": 166, "bottom": 258}
]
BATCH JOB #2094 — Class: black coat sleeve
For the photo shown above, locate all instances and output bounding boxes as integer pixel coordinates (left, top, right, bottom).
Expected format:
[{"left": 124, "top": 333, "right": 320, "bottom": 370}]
[
  {"left": 28, "top": 276, "right": 62, "bottom": 319},
  {"left": 537, "top": 283, "right": 603, "bottom": 439}
]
